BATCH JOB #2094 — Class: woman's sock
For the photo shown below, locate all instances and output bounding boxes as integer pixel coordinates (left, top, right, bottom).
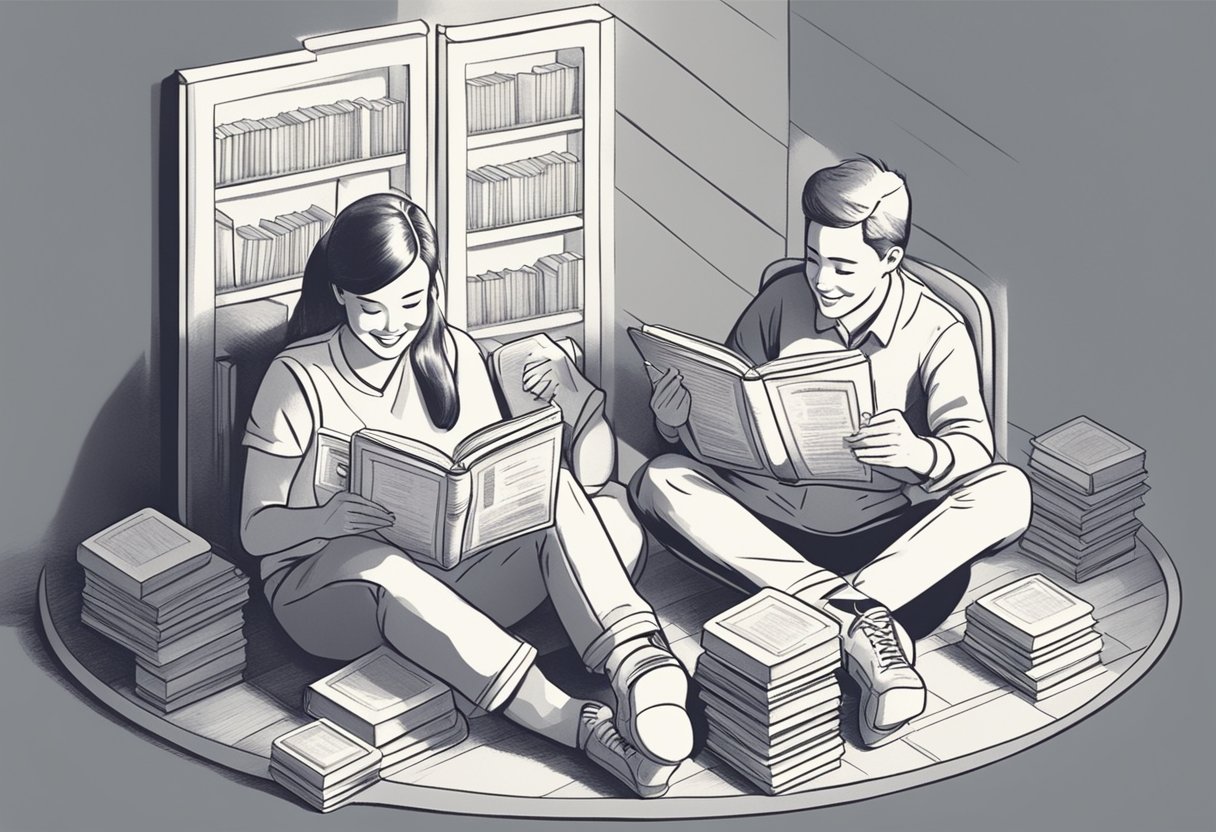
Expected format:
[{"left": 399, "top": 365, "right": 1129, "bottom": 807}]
[{"left": 501, "top": 664, "right": 593, "bottom": 749}]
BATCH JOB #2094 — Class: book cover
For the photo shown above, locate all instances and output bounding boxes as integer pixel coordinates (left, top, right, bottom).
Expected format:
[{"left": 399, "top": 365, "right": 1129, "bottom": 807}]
[
  {"left": 970, "top": 575, "right": 1094, "bottom": 640},
  {"left": 306, "top": 647, "right": 455, "bottom": 746},
  {"left": 77, "top": 508, "right": 211, "bottom": 599},
  {"left": 271, "top": 719, "right": 381, "bottom": 791},
  {"left": 701, "top": 589, "right": 840, "bottom": 684},
  {"left": 1030, "top": 416, "right": 1146, "bottom": 492}
]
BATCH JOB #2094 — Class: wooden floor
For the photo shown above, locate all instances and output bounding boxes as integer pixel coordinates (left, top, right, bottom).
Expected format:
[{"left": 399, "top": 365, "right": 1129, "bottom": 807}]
[{"left": 48, "top": 531, "right": 1169, "bottom": 802}]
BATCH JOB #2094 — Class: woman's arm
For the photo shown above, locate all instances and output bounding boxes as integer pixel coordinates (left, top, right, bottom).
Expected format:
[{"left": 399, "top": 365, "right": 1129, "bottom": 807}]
[{"left": 240, "top": 449, "right": 395, "bottom": 556}]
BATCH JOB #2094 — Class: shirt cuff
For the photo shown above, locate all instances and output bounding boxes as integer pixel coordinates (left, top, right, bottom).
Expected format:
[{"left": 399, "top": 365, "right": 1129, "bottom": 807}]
[{"left": 920, "top": 436, "right": 956, "bottom": 492}]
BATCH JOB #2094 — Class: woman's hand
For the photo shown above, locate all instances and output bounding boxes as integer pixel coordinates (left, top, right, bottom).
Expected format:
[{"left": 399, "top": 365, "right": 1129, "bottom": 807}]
[
  {"left": 310, "top": 492, "right": 395, "bottom": 540},
  {"left": 648, "top": 366, "right": 691, "bottom": 432},
  {"left": 521, "top": 340, "right": 595, "bottom": 424}
]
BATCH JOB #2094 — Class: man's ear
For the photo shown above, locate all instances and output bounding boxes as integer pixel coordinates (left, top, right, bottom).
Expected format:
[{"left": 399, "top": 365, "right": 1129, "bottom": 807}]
[
  {"left": 883, "top": 245, "right": 905, "bottom": 273},
  {"left": 331, "top": 285, "right": 344, "bottom": 306}
]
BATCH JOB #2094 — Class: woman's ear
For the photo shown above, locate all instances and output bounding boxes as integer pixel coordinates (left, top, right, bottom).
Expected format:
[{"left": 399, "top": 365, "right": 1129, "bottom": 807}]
[{"left": 331, "top": 285, "right": 344, "bottom": 306}]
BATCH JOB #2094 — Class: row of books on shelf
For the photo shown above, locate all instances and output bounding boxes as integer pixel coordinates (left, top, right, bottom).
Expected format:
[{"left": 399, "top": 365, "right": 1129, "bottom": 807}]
[
  {"left": 215, "top": 96, "right": 406, "bottom": 186},
  {"left": 467, "top": 152, "right": 583, "bottom": 230},
  {"left": 466, "top": 62, "right": 580, "bottom": 134},
  {"left": 466, "top": 252, "right": 583, "bottom": 328},
  {"left": 215, "top": 205, "right": 334, "bottom": 292}
]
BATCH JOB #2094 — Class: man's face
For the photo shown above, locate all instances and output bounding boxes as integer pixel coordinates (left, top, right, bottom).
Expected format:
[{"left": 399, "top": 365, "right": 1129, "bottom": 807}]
[{"left": 804, "top": 222, "right": 896, "bottom": 320}]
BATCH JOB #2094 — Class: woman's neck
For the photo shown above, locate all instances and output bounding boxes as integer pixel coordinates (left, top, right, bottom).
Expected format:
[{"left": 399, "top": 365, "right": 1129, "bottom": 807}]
[{"left": 338, "top": 326, "right": 406, "bottom": 391}]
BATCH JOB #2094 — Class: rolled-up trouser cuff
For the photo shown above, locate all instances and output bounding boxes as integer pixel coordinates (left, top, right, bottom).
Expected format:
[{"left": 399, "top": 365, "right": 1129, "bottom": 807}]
[
  {"left": 787, "top": 572, "right": 851, "bottom": 602},
  {"left": 580, "top": 611, "right": 662, "bottom": 673},
  {"left": 476, "top": 640, "right": 539, "bottom": 712}
]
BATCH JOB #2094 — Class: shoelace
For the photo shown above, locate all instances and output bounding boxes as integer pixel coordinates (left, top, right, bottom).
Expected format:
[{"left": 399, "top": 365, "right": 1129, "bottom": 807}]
[{"left": 854, "top": 608, "right": 909, "bottom": 669}]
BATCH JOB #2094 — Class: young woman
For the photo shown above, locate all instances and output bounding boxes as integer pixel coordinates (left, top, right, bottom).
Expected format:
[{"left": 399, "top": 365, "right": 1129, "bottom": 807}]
[{"left": 240, "top": 192, "right": 692, "bottom": 797}]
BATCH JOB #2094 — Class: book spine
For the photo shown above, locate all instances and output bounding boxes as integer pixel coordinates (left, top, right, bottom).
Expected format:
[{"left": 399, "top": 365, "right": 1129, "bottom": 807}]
[
  {"left": 441, "top": 469, "right": 473, "bottom": 570},
  {"left": 742, "top": 377, "right": 793, "bottom": 481},
  {"left": 698, "top": 629, "right": 773, "bottom": 685}
]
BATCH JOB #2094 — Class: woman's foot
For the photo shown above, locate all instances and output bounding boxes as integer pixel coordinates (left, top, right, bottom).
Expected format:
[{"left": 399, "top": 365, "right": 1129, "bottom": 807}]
[
  {"left": 607, "top": 635, "right": 694, "bottom": 765},
  {"left": 578, "top": 703, "right": 677, "bottom": 798}
]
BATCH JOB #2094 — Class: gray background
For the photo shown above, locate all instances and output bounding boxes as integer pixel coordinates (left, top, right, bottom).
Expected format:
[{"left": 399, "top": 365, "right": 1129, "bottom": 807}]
[{"left": 0, "top": 1, "right": 1212, "bottom": 830}]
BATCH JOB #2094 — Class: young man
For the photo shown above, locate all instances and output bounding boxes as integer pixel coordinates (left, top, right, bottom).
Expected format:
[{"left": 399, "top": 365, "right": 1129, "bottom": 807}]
[{"left": 629, "top": 157, "right": 1031, "bottom": 747}]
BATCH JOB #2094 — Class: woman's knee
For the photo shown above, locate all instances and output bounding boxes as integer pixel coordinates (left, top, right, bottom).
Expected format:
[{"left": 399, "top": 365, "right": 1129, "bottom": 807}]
[{"left": 627, "top": 453, "right": 707, "bottom": 516}]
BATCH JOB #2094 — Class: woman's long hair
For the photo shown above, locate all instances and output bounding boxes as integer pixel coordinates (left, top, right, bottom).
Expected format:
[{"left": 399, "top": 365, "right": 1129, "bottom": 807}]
[{"left": 286, "top": 192, "right": 459, "bottom": 430}]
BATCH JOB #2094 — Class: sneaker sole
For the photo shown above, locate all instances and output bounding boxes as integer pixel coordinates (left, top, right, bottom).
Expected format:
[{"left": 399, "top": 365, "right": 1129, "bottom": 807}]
[
  {"left": 619, "top": 665, "right": 693, "bottom": 765},
  {"left": 846, "top": 653, "right": 926, "bottom": 733}
]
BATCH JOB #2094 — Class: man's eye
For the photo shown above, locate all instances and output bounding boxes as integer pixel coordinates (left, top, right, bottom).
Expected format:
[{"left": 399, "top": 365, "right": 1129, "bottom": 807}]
[
  {"left": 402, "top": 302, "right": 422, "bottom": 310},
  {"left": 360, "top": 305, "right": 379, "bottom": 314},
  {"left": 837, "top": 270, "right": 854, "bottom": 276}
]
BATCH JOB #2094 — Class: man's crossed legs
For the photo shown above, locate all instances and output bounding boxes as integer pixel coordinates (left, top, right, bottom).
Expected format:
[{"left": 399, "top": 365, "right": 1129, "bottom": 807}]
[{"left": 629, "top": 454, "right": 1031, "bottom": 746}]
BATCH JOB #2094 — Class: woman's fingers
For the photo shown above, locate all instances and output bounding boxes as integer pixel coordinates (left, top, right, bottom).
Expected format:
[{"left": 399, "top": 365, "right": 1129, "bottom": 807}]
[{"left": 522, "top": 366, "right": 554, "bottom": 389}]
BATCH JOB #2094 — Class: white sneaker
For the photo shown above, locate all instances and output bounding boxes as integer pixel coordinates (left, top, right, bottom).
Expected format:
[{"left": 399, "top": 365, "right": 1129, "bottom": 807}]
[
  {"left": 842, "top": 606, "right": 926, "bottom": 748},
  {"left": 578, "top": 703, "right": 677, "bottom": 798},
  {"left": 609, "top": 638, "right": 694, "bottom": 766}
]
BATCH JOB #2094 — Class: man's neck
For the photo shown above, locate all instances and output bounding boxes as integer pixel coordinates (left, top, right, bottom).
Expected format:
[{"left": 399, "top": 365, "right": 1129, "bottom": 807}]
[{"left": 836, "top": 274, "right": 892, "bottom": 347}]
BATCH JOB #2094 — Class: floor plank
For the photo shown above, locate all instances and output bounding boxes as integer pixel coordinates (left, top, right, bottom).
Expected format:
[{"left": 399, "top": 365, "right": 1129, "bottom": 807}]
[
  {"left": 165, "top": 683, "right": 292, "bottom": 746},
  {"left": 915, "top": 644, "right": 1006, "bottom": 705},
  {"left": 1033, "top": 651, "right": 1143, "bottom": 719},
  {"left": 1096, "top": 595, "right": 1167, "bottom": 654},
  {"left": 904, "top": 692, "right": 1053, "bottom": 762}
]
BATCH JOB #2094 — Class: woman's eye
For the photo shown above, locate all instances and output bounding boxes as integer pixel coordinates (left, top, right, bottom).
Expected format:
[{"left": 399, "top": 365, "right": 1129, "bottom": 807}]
[
  {"left": 360, "top": 305, "right": 379, "bottom": 314},
  {"left": 837, "top": 269, "right": 854, "bottom": 276},
  {"left": 402, "top": 302, "right": 422, "bottom": 310}
]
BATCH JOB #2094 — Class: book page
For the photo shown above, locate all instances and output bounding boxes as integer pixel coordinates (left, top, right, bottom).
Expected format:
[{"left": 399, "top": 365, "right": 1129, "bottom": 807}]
[
  {"left": 465, "top": 428, "right": 561, "bottom": 553},
  {"left": 354, "top": 450, "right": 444, "bottom": 559},
  {"left": 95, "top": 514, "right": 191, "bottom": 569},
  {"left": 769, "top": 378, "right": 869, "bottom": 481},
  {"left": 329, "top": 654, "right": 433, "bottom": 713},
  {"left": 718, "top": 597, "right": 832, "bottom": 658},
  {"left": 630, "top": 330, "right": 764, "bottom": 471},
  {"left": 280, "top": 723, "right": 367, "bottom": 772},
  {"left": 314, "top": 429, "right": 350, "bottom": 501}
]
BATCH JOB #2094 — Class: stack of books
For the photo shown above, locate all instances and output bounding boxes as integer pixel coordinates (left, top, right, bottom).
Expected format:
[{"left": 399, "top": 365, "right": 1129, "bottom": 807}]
[
  {"left": 78, "top": 508, "right": 250, "bottom": 713},
  {"left": 305, "top": 647, "right": 468, "bottom": 778},
  {"left": 1024, "top": 416, "right": 1149, "bottom": 582},
  {"left": 215, "top": 204, "right": 335, "bottom": 292},
  {"left": 270, "top": 719, "right": 382, "bottom": 813},
  {"left": 695, "top": 590, "right": 845, "bottom": 795},
  {"left": 466, "top": 251, "right": 583, "bottom": 327},
  {"left": 466, "top": 62, "right": 580, "bottom": 134},
  {"left": 962, "top": 574, "right": 1105, "bottom": 701},
  {"left": 466, "top": 152, "right": 583, "bottom": 230},
  {"left": 215, "top": 96, "right": 406, "bottom": 185}
]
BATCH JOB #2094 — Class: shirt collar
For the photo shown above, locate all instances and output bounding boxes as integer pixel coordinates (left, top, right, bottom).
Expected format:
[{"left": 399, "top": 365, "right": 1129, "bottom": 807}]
[{"left": 812, "top": 269, "right": 905, "bottom": 348}]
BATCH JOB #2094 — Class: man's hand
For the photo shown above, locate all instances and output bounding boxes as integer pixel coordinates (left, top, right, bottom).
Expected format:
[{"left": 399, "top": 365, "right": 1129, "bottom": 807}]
[
  {"left": 845, "top": 410, "right": 936, "bottom": 476},
  {"left": 648, "top": 365, "right": 691, "bottom": 432},
  {"left": 521, "top": 340, "right": 594, "bottom": 425},
  {"left": 310, "top": 492, "right": 395, "bottom": 540}
]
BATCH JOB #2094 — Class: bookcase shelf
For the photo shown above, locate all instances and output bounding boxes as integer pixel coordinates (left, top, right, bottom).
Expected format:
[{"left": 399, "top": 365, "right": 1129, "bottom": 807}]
[
  {"left": 469, "top": 310, "right": 584, "bottom": 340},
  {"left": 438, "top": 7, "right": 613, "bottom": 391},
  {"left": 467, "top": 117, "right": 583, "bottom": 150},
  {"left": 216, "top": 153, "right": 408, "bottom": 201},
  {"left": 215, "top": 276, "right": 303, "bottom": 307},
  {"left": 467, "top": 213, "right": 583, "bottom": 248},
  {"left": 177, "top": 21, "right": 431, "bottom": 551}
]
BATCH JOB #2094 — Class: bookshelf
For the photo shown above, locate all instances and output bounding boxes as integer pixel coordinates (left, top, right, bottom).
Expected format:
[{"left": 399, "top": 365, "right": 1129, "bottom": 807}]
[
  {"left": 437, "top": 7, "right": 615, "bottom": 387},
  {"left": 176, "top": 21, "right": 431, "bottom": 553}
]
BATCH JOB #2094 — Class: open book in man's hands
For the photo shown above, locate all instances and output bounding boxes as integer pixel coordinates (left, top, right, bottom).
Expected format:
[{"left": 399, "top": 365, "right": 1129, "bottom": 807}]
[
  {"left": 313, "top": 406, "right": 564, "bottom": 570},
  {"left": 629, "top": 324, "right": 874, "bottom": 483}
]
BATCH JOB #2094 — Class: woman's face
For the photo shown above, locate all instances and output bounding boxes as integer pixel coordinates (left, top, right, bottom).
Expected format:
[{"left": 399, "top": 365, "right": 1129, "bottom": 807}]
[{"left": 333, "top": 256, "right": 433, "bottom": 360}]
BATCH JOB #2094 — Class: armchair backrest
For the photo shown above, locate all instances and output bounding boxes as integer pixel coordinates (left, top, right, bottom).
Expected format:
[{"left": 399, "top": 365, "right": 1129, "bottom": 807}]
[{"left": 758, "top": 257, "right": 1007, "bottom": 461}]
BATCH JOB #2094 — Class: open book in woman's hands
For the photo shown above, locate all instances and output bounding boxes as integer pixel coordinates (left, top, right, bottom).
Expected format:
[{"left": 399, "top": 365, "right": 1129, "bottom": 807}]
[
  {"left": 312, "top": 406, "right": 563, "bottom": 569},
  {"left": 629, "top": 324, "right": 875, "bottom": 484}
]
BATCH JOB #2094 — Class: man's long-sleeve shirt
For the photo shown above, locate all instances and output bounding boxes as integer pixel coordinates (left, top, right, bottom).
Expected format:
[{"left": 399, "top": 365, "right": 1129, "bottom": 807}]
[{"left": 660, "top": 265, "right": 995, "bottom": 534}]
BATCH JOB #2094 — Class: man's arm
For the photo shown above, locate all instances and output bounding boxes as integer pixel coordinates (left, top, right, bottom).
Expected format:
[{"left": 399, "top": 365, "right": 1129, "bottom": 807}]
[{"left": 917, "top": 321, "right": 995, "bottom": 491}]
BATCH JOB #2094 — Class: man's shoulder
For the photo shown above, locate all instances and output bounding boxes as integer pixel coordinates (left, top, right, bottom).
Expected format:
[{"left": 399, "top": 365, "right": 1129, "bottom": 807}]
[
  {"left": 753, "top": 268, "right": 810, "bottom": 308},
  {"left": 900, "top": 275, "right": 968, "bottom": 346}
]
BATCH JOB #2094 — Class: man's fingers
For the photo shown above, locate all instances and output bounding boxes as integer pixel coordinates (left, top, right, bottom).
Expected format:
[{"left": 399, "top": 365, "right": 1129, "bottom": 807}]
[
  {"left": 670, "top": 388, "right": 690, "bottom": 410},
  {"left": 343, "top": 493, "right": 391, "bottom": 512},
  {"left": 852, "top": 449, "right": 899, "bottom": 462},
  {"left": 345, "top": 507, "right": 396, "bottom": 524},
  {"left": 531, "top": 379, "right": 557, "bottom": 401},
  {"left": 522, "top": 368, "right": 554, "bottom": 392},
  {"left": 866, "top": 410, "right": 902, "bottom": 426},
  {"left": 846, "top": 432, "right": 898, "bottom": 447},
  {"left": 652, "top": 370, "right": 683, "bottom": 398}
]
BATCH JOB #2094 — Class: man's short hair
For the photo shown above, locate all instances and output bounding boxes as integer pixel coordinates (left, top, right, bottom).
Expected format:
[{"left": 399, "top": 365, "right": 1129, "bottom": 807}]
[{"left": 801, "top": 156, "right": 911, "bottom": 257}]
